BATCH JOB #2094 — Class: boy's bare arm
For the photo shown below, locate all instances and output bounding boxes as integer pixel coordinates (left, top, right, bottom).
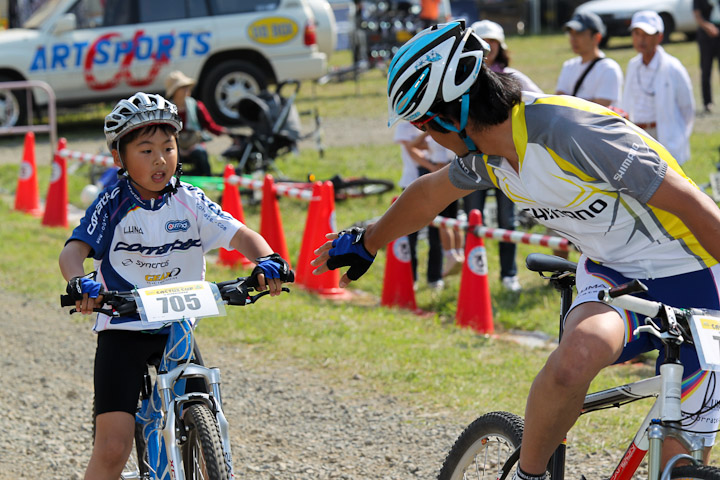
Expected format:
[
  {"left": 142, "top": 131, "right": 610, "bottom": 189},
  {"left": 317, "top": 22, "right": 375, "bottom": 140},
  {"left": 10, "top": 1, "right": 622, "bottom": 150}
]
[
  {"left": 228, "top": 227, "right": 274, "bottom": 261},
  {"left": 59, "top": 240, "right": 93, "bottom": 281}
]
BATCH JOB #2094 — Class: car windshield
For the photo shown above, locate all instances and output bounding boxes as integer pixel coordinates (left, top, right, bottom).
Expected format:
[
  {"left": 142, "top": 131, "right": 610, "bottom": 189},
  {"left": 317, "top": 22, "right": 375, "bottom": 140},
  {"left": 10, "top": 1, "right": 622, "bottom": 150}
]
[{"left": 23, "top": 0, "right": 65, "bottom": 29}]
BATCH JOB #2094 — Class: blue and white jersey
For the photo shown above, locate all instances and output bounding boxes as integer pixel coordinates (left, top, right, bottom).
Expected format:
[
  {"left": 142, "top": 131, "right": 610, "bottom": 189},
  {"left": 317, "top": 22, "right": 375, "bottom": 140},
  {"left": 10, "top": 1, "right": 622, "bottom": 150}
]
[{"left": 68, "top": 178, "right": 244, "bottom": 332}]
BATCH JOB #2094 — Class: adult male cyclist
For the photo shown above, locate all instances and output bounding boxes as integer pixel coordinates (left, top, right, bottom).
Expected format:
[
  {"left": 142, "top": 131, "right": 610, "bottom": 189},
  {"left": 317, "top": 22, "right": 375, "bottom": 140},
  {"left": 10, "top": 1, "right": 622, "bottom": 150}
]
[{"left": 312, "top": 20, "right": 720, "bottom": 479}]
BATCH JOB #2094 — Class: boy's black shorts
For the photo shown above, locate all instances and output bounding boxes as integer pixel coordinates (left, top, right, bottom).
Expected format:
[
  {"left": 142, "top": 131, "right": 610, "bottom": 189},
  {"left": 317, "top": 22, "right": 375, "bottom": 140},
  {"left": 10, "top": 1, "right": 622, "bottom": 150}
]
[{"left": 94, "top": 329, "right": 205, "bottom": 416}]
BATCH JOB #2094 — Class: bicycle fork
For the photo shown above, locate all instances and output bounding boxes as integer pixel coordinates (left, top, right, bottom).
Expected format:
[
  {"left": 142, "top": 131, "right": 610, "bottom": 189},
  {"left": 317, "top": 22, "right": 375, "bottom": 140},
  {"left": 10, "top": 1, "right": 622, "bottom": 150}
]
[{"left": 155, "top": 363, "right": 235, "bottom": 479}]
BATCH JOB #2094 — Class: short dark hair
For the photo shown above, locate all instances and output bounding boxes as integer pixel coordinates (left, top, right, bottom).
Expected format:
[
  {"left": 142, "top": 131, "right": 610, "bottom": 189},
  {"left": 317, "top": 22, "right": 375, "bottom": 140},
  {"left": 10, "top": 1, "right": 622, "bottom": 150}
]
[
  {"left": 430, "top": 64, "right": 522, "bottom": 131},
  {"left": 116, "top": 124, "right": 178, "bottom": 155}
]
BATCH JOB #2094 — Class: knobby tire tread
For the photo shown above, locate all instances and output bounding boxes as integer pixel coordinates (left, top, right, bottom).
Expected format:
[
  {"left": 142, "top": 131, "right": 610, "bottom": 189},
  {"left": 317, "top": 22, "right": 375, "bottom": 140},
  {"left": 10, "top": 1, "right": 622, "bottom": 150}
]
[
  {"left": 182, "top": 404, "right": 229, "bottom": 480},
  {"left": 672, "top": 465, "right": 720, "bottom": 480},
  {"left": 438, "top": 411, "right": 524, "bottom": 480}
]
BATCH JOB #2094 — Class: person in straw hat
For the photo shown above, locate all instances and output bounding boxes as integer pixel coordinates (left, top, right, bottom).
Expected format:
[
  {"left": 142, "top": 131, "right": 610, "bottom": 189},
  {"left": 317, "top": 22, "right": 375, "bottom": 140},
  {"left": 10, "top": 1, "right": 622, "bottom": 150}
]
[{"left": 164, "top": 70, "right": 227, "bottom": 176}]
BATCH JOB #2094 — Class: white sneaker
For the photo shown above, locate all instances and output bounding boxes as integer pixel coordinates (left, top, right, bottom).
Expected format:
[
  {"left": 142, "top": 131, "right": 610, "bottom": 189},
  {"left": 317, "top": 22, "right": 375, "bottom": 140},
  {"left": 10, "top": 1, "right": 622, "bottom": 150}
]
[
  {"left": 428, "top": 280, "right": 445, "bottom": 292},
  {"left": 502, "top": 276, "right": 522, "bottom": 292},
  {"left": 442, "top": 254, "right": 463, "bottom": 277}
]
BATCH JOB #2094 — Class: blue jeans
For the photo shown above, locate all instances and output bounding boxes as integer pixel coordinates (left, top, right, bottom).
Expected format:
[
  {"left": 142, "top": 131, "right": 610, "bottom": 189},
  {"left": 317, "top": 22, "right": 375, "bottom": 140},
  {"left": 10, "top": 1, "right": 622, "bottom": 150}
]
[{"left": 463, "top": 189, "right": 517, "bottom": 279}]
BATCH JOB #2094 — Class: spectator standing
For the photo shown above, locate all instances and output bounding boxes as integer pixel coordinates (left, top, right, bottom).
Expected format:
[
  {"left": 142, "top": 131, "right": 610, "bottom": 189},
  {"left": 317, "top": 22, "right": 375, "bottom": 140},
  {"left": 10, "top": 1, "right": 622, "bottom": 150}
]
[
  {"left": 693, "top": 0, "right": 720, "bottom": 113},
  {"left": 555, "top": 12, "right": 624, "bottom": 108},
  {"left": 394, "top": 122, "right": 463, "bottom": 290},
  {"left": 621, "top": 11, "right": 695, "bottom": 165},
  {"left": 419, "top": 0, "right": 440, "bottom": 28},
  {"left": 165, "top": 70, "right": 227, "bottom": 177},
  {"left": 464, "top": 19, "right": 544, "bottom": 292}
]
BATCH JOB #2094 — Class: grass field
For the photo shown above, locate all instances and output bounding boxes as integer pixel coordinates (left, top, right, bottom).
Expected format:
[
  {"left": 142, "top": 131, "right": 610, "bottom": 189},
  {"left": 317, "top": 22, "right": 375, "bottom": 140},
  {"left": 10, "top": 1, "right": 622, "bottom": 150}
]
[{"left": 1, "top": 32, "right": 719, "bottom": 459}]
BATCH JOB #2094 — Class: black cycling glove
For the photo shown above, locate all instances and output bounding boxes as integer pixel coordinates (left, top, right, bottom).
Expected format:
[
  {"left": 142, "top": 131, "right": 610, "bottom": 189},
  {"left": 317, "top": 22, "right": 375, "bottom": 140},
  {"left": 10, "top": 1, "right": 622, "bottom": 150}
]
[
  {"left": 66, "top": 271, "right": 102, "bottom": 302},
  {"left": 252, "top": 253, "right": 294, "bottom": 283},
  {"left": 326, "top": 227, "right": 375, "bottom": 281}
]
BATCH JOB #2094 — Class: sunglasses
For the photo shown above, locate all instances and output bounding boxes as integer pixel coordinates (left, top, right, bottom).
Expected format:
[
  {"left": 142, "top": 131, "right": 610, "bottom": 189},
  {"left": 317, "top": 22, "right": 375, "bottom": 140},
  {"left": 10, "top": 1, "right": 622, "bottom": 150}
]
[{"left": 410, "top": 113, "right": 439, "bottom": 131}]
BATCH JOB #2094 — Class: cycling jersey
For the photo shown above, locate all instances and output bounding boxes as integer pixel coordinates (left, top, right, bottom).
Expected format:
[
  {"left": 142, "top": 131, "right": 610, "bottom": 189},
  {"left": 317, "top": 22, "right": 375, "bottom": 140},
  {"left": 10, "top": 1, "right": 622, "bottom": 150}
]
[
  {"left": 67, "top": 178, "right": 244, "bottom": 332},
  {"left": 448, "top": 92, "right": 716, "bottom": 279}
]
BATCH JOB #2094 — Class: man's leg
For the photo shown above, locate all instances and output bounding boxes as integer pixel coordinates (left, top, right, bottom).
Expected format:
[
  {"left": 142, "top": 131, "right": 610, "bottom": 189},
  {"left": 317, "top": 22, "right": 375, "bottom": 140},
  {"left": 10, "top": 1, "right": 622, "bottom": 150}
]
[{"left": 518, "top": 301, "right": 626, "bottom": 475}]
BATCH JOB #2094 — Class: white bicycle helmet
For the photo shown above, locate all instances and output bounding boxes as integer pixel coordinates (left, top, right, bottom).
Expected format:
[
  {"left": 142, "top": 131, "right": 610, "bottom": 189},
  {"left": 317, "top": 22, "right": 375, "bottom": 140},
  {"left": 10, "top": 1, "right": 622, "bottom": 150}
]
[
  {"left": 104, "top": 92, "right": 182, "bottom": 150},
  {"left": 387, "top": 21, "right": 487, "bottom": 128}
]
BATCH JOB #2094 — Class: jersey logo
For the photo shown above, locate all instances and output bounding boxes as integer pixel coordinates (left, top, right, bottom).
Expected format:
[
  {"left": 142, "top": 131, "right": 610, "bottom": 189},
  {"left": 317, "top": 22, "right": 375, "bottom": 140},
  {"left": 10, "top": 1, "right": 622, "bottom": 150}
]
[{"left": 165, "top": 219, "right": 190, "bottom": 232}]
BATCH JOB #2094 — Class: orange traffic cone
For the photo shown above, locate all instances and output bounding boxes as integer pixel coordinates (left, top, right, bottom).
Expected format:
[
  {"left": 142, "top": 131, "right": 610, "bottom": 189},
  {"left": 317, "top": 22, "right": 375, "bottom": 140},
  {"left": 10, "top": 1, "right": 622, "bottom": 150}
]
[
  {"left": 218, "top": 164, "right": 253, "bottom": 268},
  {"left": 295, "top": 181, "right": 324, "bottom": 286},
  {"left": 381, "top": 233, "right": 418, "bottom": 311},
  {"left": 14, "top": 131, "right": 43, "bottom": 216},
  {"left": 300, "top": 181, "right": 353, "bottom": 299},
  {"left": 259, "top": 174, "right": 291, "bottom": 268},
  {"left": 456, "top": 209, "right": 494, "bottom": 334},
  {"left": 42, "top": 138, "right": 69, "bottom": 228}
]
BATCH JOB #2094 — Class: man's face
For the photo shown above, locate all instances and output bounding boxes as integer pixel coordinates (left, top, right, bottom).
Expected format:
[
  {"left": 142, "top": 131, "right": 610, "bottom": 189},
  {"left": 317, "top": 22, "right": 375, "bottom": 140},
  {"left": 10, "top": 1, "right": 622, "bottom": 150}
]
[
  {"left": 567, "top": 29, "right": 597, "bottom": 55},
  {"left": 631, "top": 28, "right": 662, "bottom": 58}
]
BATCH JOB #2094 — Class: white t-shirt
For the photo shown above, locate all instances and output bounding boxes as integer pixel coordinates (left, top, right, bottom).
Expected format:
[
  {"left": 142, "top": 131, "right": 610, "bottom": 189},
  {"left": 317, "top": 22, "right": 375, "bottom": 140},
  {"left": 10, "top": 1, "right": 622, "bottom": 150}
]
[
  {"left": 393, "top": 122, "right": 422, "bottom": 188},
  {"left": 556, "top": 54, "right": 624, "bottom": 106}
]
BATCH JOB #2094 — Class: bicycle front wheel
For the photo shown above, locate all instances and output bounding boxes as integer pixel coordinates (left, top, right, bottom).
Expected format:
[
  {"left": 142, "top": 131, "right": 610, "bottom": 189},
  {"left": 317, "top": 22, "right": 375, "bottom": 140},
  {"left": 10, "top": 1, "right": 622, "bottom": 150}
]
[
  {"left": 438, "top": 411, "right": 524, "bottom": 480},
  {"left": 181, "top": 404, "right": 230, "bottom": 480},
  {"left": 672, "top": 465, "right": 720, "bottom": 480}
]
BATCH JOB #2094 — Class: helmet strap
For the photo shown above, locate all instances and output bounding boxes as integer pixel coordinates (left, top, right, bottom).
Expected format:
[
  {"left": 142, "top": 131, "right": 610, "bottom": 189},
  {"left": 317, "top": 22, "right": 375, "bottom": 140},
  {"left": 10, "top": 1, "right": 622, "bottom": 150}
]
[{"left": 431, "top": 93, "right": 479, "bottom": 153}]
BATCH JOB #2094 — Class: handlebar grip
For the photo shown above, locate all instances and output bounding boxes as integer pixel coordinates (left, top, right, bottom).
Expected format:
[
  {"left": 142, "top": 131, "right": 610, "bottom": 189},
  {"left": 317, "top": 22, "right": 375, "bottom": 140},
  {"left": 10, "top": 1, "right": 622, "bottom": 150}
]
[
  {"left": 60, "top": 294, "right": 75, "bottom": 307},
  {"left": 606, "top": 279, "right": 648, "bottom": 298},
  {"left": 598, "top": 290, "right": 662, "bottom": 318}
]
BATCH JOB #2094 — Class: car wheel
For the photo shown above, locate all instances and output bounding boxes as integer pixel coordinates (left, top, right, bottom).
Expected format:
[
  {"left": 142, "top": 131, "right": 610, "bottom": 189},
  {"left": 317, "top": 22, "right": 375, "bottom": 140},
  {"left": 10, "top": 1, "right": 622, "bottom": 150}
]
[
  {"left": 201, "top": 60, "right": 269, "bottom": 126},
  {"left": 660, "top": 13, "right": 674, "bottom": 43},
  {"left": 0, "top": 76, "right": 28, "bottom": 128}
]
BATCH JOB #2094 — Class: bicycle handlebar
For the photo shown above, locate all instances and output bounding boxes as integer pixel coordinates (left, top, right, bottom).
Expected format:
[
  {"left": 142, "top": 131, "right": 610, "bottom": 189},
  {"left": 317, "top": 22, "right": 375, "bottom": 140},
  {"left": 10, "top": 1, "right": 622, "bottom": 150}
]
[
  {"left": 60, "top": 272, "right": 290, "bottom": 315},
  {"left": 598, "top": 279, "right": 663, "bottom": 318}
]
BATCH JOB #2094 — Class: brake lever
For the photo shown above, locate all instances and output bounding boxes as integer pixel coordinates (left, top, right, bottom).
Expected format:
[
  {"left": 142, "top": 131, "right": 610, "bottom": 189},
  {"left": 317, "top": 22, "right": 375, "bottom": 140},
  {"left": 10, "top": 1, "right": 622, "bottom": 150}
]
[{"left": 245, "top": 287, "right": 290, "bottom": 304}]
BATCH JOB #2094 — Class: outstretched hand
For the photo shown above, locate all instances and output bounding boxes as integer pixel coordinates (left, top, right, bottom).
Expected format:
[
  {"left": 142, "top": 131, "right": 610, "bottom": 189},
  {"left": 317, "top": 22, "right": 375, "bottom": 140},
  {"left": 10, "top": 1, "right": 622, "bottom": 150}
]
[{"left": 311, "top": 228, "right": 375, "bottom": 288}]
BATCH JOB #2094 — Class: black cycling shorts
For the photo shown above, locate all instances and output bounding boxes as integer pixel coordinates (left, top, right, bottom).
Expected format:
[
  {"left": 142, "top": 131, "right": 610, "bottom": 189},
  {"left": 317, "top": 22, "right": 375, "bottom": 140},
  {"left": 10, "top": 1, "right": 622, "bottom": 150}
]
[{"left": 94, "top": 330, "right": 169, "bottom": 415}]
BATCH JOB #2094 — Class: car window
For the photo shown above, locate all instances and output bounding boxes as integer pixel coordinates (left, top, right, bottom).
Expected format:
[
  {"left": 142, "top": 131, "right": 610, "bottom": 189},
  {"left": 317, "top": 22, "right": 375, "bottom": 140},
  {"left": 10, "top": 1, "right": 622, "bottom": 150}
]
[
  {"left": 23, "top": 0, "right": 65, "bottom": 28},
  {"left": 209, "top": 0, "right": 279, "bottom": 15},
  {"left": 139, "top": 0, "right": 208, "bottom": 23},
  {"left": 69, "top": 0, "right": 105, "bottom": 29},
  {"left": 103, "top": 0, "right": 136, "bottom": 26}
]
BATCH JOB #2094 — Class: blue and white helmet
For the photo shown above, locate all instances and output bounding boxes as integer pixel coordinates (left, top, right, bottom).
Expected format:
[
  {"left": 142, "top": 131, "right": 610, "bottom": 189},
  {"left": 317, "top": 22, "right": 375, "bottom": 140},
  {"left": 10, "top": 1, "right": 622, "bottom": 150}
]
[
  {"left": 104, "top": 92, "right": 182, "bottom": 149},
  {"left": 387, "top": 21, "right": 487, "bottom": 127}
]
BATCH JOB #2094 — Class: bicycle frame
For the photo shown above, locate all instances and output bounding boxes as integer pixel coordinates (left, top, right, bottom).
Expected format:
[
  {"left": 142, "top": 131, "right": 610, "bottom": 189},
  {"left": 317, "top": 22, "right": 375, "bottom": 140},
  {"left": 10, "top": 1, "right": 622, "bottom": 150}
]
[
  {"left": 517, "top": 254, "right": 707, "bottom": 480},
  {"left": 136, "top": 317, "right": 234, "bottom": 479}
]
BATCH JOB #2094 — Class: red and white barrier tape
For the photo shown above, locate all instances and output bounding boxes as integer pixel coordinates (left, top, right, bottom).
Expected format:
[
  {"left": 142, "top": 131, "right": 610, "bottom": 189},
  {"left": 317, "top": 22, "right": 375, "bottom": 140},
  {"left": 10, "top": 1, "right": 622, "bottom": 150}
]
[
  {"left": 431, "top": 215, "right": 572, "bottom": 251},
  {"left": 57, "top": 148, "right": 114, "bottom": 167},
  {"left": 225, "top": 174, "right": 313, "bottom": 201}
]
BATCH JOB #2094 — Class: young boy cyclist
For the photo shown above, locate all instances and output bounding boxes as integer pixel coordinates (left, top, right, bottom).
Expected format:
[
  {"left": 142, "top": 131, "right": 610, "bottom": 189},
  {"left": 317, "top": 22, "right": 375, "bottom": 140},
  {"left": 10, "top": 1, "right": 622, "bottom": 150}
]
[{"left": 59, "top": 92, "right": 292, "bottom": 479}]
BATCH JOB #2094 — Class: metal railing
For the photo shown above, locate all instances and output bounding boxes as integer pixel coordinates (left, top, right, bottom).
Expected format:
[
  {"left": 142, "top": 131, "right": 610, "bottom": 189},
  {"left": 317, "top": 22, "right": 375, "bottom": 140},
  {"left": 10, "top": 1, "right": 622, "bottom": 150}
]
[{"left": 0, "top": 80, "right": 57, "bottom": 159}]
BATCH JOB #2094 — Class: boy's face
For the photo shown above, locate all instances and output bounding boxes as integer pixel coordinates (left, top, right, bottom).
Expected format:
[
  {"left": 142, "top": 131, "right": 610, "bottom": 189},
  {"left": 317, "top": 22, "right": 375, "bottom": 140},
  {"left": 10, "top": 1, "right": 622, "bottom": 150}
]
[{"left": 113, "top": 128, "right": 178, "bottom": 200}]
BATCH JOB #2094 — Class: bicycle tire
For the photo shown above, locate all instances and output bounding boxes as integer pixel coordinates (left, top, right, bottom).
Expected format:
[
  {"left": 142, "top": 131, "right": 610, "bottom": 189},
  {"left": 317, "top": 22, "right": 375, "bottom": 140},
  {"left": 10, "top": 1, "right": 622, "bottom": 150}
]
[
  {"left": 672, "top": 465, "right": 720, "bottom": 480},
  {"left": 438, "top": 411, "right": 524, "bottom": 480},
  {"left": 181, "top": 404, "right": 230, "bottom": 480},
  {"left": 120, "top": 422, "right": 149, "bottom": 479},
  {"left": 334, "top": 177, "right": 394, "bottom": 200}
]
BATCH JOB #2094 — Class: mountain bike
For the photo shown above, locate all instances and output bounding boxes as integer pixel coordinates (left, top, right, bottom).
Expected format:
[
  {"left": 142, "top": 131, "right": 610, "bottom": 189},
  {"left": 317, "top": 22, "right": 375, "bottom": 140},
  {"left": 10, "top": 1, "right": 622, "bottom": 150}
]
[
  {"left": 60, "top": 273, "right": 291, "bottom": 480},
  {"left": 438, "top": 253, "right": 720, "bottom": 480}
]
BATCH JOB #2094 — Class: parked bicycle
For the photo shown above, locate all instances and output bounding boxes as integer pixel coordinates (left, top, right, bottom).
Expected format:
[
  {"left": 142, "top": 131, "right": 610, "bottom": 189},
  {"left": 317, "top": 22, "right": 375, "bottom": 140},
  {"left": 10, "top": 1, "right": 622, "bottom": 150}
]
[
  {"left": 438, "top": 253, "right": 720, "bottom": 480},
  {"left": 60, "top": 273, "right": 291, "bottom": 480}
]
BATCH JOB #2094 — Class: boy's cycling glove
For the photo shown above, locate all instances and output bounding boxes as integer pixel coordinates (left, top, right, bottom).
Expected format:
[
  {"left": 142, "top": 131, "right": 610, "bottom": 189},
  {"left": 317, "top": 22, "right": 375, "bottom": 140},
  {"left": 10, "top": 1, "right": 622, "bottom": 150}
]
[
  {"left": 326, "top": 227, "right": 375, "bottom": 280},
  {"left": 66, "top": 271, "right": 103, "bottom": 301},
  {"left": 253, "top": 253, "right": 294, "bottom": 282}
]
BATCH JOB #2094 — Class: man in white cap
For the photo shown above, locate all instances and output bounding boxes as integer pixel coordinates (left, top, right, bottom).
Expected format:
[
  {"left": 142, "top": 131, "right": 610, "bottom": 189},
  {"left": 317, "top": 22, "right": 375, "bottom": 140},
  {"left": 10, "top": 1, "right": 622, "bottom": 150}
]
[
  {"left": 621, "top": 10, "right": 695, "bottom": 165},
  {"left": 555, "top": 11, "right": 624, "bottom": 108}
]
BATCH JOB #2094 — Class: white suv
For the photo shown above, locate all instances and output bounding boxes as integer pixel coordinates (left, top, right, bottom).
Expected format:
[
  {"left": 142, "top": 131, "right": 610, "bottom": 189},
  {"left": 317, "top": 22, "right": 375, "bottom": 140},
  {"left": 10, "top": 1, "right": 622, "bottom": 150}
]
[{"left": 0, "top": 0, "right": 337, "bottom": 127}]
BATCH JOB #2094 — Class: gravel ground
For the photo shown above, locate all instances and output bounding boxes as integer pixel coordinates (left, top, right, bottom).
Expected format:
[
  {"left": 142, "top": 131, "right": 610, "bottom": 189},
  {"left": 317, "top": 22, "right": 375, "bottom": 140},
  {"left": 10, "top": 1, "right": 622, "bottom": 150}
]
[{"left": 0, "top": 288, "right": 627, "bottom": 480}]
